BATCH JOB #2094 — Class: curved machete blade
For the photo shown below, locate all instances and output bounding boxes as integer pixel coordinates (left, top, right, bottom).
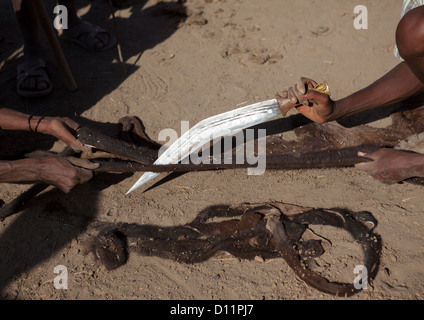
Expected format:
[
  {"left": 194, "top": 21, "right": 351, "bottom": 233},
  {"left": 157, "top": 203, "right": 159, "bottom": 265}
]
[{"left": 126, "top": 99, "right": 281, "bottom": 194}]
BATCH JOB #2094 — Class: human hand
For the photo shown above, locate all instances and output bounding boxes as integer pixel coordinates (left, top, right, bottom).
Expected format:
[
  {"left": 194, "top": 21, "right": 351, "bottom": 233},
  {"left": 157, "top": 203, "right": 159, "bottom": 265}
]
[
  {"left": 276, "top": 77, "right": 335, "bottom": 123},
  {"left": 36, "top": 116, "right": 92, "bottom": 153},
  {"left": 355, "top": 148, "right": 424, "bottom": 184},
  {"left": 36, "top": 156, "right": 99, "bottom": 193}
]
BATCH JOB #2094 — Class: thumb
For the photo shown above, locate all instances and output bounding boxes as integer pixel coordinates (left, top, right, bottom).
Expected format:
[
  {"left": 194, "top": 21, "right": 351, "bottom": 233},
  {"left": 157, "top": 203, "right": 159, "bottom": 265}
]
[
  {"left": 357, "top": 151, "right": 379, "bottom": 161},
  {"left": 354, "top": 151, "right": 375, "bottom": 171},
  {"left": 354, "top": 161, "right": 371, "bottom": 171},
  {"left": 66, "top": 157, "right": 100, "bottom": 170},
  {"left": 68, "top": 138, "right": 93, "bottom": 153},
  {"left": 303, "top": 90, "right": 329, "bottom": 102}
]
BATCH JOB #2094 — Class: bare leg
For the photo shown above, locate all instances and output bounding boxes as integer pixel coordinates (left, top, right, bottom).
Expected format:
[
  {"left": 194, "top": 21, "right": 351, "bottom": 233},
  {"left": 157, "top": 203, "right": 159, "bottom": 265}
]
[
  {"left": 15, "top": 0, "right": 50, "bottom": 93},
  {"left": 396, "top": 6, "right": 424, "bottom": 84}
]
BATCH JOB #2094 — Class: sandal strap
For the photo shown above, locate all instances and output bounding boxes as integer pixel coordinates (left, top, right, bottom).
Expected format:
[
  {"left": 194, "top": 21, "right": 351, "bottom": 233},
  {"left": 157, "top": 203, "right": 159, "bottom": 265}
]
[
  {"left": 65, "top": 21, "right": 109, "bottom": 47},
  {"left": 17, "top": 59, "right": 48, "bottom": 80}
]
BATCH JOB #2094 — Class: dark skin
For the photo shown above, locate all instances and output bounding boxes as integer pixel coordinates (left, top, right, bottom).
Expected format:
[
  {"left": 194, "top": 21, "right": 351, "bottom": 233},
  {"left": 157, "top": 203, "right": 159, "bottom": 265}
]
[
  {"left": 0, "top": 107, "right": 99, "bottom": 193},
  {"left": 277, "top": 6, "right": 424, "bottom": 184},
  {"left": 13, "top": 0, "right": 113, "bottom": 93}
]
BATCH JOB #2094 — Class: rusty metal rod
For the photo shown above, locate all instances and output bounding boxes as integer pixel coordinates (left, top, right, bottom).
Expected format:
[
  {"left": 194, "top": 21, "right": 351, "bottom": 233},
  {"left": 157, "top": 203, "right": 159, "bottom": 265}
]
[{"left": 92, "top": 144, "right": 380, "bottom": 173}]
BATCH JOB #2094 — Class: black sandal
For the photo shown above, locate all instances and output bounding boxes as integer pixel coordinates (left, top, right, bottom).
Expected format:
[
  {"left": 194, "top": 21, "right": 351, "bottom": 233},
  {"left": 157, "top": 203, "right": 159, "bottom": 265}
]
[{"left": 16, "top": 59, "right": 53, "bottom": 98}]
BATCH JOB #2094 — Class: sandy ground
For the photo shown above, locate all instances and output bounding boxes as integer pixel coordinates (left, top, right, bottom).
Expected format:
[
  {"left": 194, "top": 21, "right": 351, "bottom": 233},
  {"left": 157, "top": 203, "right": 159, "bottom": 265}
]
[{"left": 0, "top": 0, "right": 423, "bottom": 301}]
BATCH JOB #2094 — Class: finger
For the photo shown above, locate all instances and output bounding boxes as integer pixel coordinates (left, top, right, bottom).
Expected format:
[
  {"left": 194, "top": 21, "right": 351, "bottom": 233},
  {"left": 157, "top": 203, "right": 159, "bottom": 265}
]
[
  {"left": 287, "top": 87, "right": 299, "bottom": 104},
  {"left": 59, "top": 186, "right": 72, "bottom": 194},
  {"left": 354, "top": 162, "right": 381, "bottom": 182},
  {"left": 357, "top": 151, "right": 379, "bottom": 161},
  {"left": 296, "top": 79, "right": 306, "bottom": 95},
  {"left": 75, "top": 167, "right": 94, "bottom": 184},
  {"left": 59, "top": 134, "right": 91, "bottom": 153},
  {"left": 60, "top": 167, "right": 93, "bottom": 191},
  {"left": 63, "top": 128, "right": 93, "bottom": 153},
  {"left": 354, "top": 162, "right": 372, "bottom": 172},
  {"left": 303, "top": 89, "right": 328, "bottom": 101},
  {"left": 66, "top": 157, "right": 100, "bottom": 170},
  {"left": 293, "top": 83, "right": 310, "bottom": 106},
  {"left": 48, "top": 119, "right": 90, "bottom": 152},
  {"left": 60, "top": 117, "right": 80, "bottom": 131},
  {"left": 300, "top": 77, "right": 317, "bottom": 90},
  {"left": 70, "top": 139, "right": 93, "bottom": 153}
]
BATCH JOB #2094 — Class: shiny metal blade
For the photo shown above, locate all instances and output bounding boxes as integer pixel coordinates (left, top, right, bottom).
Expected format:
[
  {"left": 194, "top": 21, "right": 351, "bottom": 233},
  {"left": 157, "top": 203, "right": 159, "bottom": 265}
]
[{"left": 126, "top": 99, "right": 281, "bottom": 194}]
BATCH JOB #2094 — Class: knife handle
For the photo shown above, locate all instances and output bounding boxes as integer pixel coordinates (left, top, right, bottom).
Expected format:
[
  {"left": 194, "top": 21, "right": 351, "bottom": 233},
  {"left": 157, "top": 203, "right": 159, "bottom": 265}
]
[{"left": 277, "top": 82, "right": 331, "bottom": 116}]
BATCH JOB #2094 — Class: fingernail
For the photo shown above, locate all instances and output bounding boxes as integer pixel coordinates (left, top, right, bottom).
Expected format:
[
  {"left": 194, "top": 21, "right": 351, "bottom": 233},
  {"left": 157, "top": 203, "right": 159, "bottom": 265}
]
[{"left": 295, "top": 82, "right": 305, "bottom": 95}]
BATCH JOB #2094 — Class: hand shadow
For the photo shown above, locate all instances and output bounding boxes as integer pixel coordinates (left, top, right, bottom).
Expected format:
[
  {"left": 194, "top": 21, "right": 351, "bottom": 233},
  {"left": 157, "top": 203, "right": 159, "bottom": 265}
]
[
  {"left": 0, "top": 169, "right": 132, "bottom": 297},
  {"left": 0, "top": 115, "right": 149, "bottom": 297}
]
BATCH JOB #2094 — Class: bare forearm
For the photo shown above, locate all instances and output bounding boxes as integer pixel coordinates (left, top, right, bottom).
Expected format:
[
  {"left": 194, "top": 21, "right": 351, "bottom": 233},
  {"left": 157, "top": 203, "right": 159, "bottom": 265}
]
[
  {"left": 0, "top": 156, "right": 98, "bottom": 192},
  {"left": 331, "top": 62, "right": 424, "bottom": 120},
  {"left": 0, "top": 108, "right": 49, "bottom": 133},
  {"left": 0, "top": 158, "right": 43, "bottom": 183}
]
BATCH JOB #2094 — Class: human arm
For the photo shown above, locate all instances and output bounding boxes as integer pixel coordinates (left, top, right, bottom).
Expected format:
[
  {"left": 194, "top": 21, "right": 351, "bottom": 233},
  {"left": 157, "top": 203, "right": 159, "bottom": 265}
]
[
  {"left": 277, "top": 64, "right": 424, "bottom": 184},
  {"left": 355, "top": 148, "right": 424, "bottom": 184},
  {"left": 0, "top": 156, "right": 99, "bottom": 193},
  {"left": 277, "top": 62, "right": 424, "bottom": 123},
  {"left": 0, "top": 107, "right": 90, "bottom": 152}
]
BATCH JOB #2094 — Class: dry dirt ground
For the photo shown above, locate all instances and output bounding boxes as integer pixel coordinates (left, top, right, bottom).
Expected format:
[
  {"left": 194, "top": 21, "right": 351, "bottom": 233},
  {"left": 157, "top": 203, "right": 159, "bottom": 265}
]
[{"left": 0, "top": 0, "right": 423, "bottom": 300}]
